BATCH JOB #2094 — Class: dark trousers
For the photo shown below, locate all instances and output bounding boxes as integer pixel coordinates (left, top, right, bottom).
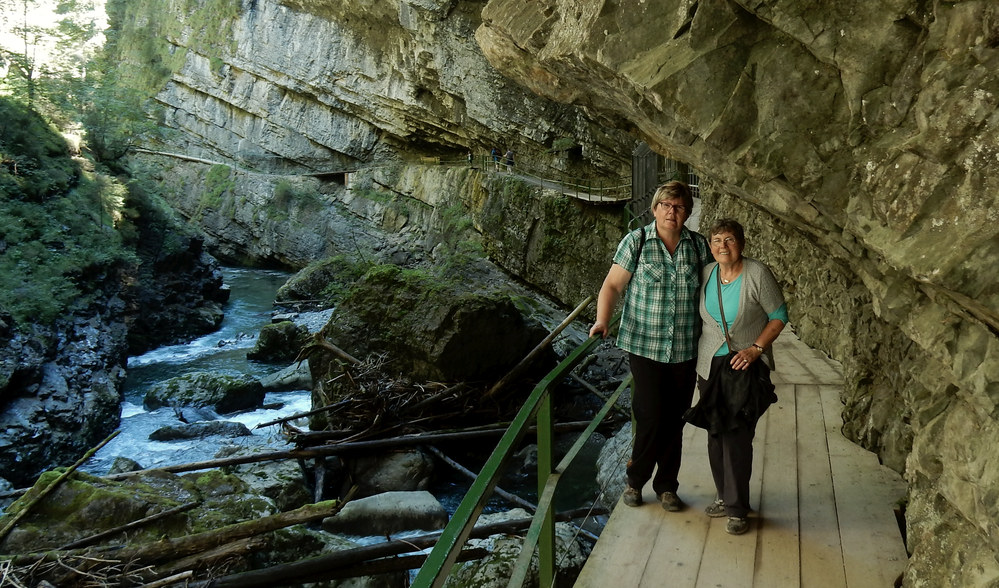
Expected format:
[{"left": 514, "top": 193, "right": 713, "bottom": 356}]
[
  {"left": 707, "top": 424, "right": 756, "bottom": 517},
  {"left": 626, "top": 354, "right": 697, "bottom": 495},
  {"left": 702, "top": 355, "right": 762, "bottom": 518}
]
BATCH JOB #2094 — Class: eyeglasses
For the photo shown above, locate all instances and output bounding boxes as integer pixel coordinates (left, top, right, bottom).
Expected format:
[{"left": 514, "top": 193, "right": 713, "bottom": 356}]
[
  {"left": 656, "top": 202, "right": 687, "bottom": 213},
  {"left": 710, "top": 237, "right": 739, "bottom": 246}
]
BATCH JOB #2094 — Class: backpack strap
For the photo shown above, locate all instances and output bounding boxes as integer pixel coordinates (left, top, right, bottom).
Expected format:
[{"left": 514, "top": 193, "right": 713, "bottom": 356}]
[{"left": 635, "top": 226, "right": 646, "bottom": 269}]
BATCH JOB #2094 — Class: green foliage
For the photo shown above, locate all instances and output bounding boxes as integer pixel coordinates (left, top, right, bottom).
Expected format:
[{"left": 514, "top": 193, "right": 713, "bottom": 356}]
[
  {"left": 354, "top": 187, "right": 393, "bottom": 205},
  {"left": 435, "top": 203, "right": 484, "bottom": 275},
  {"left": 440, "top": 203, "right": 473, "bottom": 234},
  {"left": 79, "top": 67, "right": 166, "bottom": 164},
  {"left": 0, "top": 96, "right": 134, "bottom": 326},
  {"left": 1, "top": 0, "right": 105, "bottom": 116},
  {"left": 550, "top": 136, "right": 578, "bottom": 152},
  {"left": 104, "top": 0, "right": 241, "bottom": 94},
  {"left": 270, "top": 179, "right": 323, "bottom": 221},
  {"left": 119, "top": 168, "right": 202, "bottom": 263},
  {"left": 202, "top": 164, "right": 233, "bottom": 207},
  {"left": 0, "top": 102, "right": 78, "bottom": 201}
]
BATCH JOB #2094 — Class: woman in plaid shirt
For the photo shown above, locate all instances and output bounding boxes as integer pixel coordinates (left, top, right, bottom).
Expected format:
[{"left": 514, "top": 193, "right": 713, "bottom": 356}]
[{"left": 590, "top": 181, "right": 711, "bottom": 511}]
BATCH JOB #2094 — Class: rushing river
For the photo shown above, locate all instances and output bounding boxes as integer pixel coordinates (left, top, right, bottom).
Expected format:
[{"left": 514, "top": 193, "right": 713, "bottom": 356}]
[
  {"left": 81, "top": 265, "right": 605, "bottom": 525},
  {"left": 82, "top": 267, "right": 315, "bottom": 476}
]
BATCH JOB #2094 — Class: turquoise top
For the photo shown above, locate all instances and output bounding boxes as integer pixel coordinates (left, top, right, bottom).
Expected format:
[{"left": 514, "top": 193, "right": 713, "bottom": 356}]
[{"left": 704, "top": 265, "right": 789, "bottom": 356}]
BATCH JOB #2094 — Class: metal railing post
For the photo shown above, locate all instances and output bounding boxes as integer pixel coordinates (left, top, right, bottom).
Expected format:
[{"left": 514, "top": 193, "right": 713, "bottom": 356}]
[{"left": 536, "top": 392, "right": 556, "bottom": 588}]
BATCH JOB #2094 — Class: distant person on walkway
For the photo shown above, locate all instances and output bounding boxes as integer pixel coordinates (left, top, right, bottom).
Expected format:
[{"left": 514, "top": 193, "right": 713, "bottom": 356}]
[
  {"left": 467, "top": 149, "right": 473, "bottom": 167},
  {"left": 692, "top": 218, "right": 787, "bottom": 535},
  {"left": 491, "top": 147, "right": 501, "bottom": 170},
  {"left": 505, "top": 149, "right": 514, "bottom": 172},
  {"left": 589, "top": 181, "right": 710, "bottom": 513}
]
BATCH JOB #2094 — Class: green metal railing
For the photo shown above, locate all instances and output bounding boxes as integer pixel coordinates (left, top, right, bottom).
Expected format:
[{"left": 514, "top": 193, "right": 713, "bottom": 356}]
[{"left": 412, "top": 305, "right": 626, "bottom": 588}]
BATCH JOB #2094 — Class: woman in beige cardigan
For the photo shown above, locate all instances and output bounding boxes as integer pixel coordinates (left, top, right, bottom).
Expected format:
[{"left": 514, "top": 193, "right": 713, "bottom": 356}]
[{"left": 696, "top": 218, "right": 788, "bottom": 535}]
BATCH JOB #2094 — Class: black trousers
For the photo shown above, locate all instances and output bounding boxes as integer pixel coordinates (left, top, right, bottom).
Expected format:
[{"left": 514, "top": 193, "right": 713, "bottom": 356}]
[
  {"left": 707, "top": 424, "right": 756, "bottom": 517},
  {"left": 626, "top": 354, "right": 697, "bottom": 495},
  {"left": 702, "top": 354, "right": 765, "bottom": 518}
]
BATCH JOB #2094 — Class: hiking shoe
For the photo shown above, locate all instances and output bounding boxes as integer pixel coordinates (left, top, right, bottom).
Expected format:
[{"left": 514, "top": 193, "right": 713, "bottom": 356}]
[
  {"left": 705, "top": 499, "right": 726, "bottom": 518},
  {"left": 726, "top": 516, "right": 749, "bottom": 535},
  {"left": 622, "top": 486, "right": 643, "bottom": 507},
  {"left": 658, "top": 491, "right": 684, "bottom": 512}
]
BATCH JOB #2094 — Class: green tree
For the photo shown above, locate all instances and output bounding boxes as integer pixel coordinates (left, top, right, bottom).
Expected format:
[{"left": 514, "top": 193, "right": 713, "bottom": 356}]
[
  {"left": 0, "top": 0, "right": 44, "bottom": 106},
  {"left": 78, "top": 54, "right": 164, "bottom": 164},
  {"left": 0, "top": 0, "right": 103, "bottom": 119}
]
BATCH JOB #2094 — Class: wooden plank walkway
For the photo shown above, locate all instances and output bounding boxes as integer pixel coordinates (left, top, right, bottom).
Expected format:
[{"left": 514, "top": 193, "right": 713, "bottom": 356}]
[{"left": 575, "top": 331, "right": 908, "bottom": 588}]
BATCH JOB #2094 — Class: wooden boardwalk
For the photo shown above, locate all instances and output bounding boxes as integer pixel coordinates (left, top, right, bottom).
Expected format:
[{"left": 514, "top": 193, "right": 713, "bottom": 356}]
[{"left": 575, "top": 331, "right": 908, "bottom": 588}]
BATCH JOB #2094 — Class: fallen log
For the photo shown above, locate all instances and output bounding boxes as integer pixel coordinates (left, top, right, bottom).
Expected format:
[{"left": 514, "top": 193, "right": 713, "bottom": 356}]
[
  {"left": 570, "top": 373, "right": 630, "bottom": 420},
  {"left": 113, "top": 489, "right": 355, "bottom": 565},
  {"left": 267, "top": 549, "right": 488, "bottom": 584},
  {"left": 425, "top": 446, "right": 535, "bottom": 512},
  {"left": 3, "top": 488, "right": 358, "bottom": 570},
  {"left": 288, "top": 420, "right": 597, "bottom": 446},
  {"left": 299, "top": 333, "right": 361, "bottom": 366},
  {"left": 183, "top": 508, "right": 602, "bottom": 588},
  {"left": 426, "top": 446, "right": 601, "bottom": 543},
  {"left": 136, "top": 570, "right": 194, "bottom": 588},
  {"left": 151, "top": 536, "right": 267, "bottom": 579},
  {"left": 253, "top": 400, "right": 352, "bottom": 430},
  {"left": 102, "top": 422, "right": 599, "bottom": 481}
]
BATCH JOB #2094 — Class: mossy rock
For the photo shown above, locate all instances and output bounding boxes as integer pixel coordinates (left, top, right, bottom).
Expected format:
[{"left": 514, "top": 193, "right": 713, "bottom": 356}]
[
  {"left": 143, "top": 371, "right": 265, "bottom": 414},
  {"left": 247, "top": 320, "right": 309, "bottom": 362},
  {"left": 321, "top": 264, "right": 554, "bottom": 382},
  {"left": 275, "top": 255, "right": 369, "bottom": 309},
  {"left": 0, "top": 468, "right": 278, "bottom": 554}
]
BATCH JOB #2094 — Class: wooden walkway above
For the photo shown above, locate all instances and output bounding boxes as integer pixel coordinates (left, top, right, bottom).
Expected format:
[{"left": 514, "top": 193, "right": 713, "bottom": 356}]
[{"left": 575, "top": 331, "right": 908, "bottom": 588}]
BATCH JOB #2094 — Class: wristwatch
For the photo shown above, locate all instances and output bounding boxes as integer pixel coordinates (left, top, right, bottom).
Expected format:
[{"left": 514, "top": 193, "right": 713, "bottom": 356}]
[{"left": 752, "top": 343, "right": 765, "bottom": 352}]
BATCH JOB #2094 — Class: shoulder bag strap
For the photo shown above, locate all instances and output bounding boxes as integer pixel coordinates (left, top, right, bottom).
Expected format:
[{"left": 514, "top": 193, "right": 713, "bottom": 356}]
[{"left": 716, "top": 271, "right": 734, "bottom": 349}]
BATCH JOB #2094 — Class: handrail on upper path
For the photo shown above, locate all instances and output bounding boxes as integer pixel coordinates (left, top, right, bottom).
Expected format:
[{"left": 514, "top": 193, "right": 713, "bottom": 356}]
[
  {"left": 412, "top": 300, "right": 625, "bottom": 588},
  {"left": 433, "top": 154, "right": 632, "bottom": 204}
]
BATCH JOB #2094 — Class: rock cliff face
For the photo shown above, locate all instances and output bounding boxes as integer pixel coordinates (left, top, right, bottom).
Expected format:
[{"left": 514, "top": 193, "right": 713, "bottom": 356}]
[
  {"left": 113, "top": 0, "right": 999, "bottom": 583},
  {"left": 114, "top": 0, "right": 633, "bottom": 175}
]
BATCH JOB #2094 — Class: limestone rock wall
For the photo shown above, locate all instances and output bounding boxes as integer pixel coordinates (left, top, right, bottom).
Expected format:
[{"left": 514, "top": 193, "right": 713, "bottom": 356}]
[
  {"left": 472, "top": 0, "right": 999, "bottom": 583},
  {"left": 113, "top": 0, "right": 634, "bottom": 175}
]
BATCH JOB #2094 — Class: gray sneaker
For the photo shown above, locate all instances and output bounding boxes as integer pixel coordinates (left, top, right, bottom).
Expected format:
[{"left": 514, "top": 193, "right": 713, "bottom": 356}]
[
  {"left": 705, "top": 499, "right": 726, "bottom": 518},
  {"left": 658, "top": 491, "right": 684, "bottom": 512},
  {"left": 726, "top": 516, "right": 749, "bottom": 535},
  {"left": 622, "top": 486, "right": 643, "bottom": 507}
]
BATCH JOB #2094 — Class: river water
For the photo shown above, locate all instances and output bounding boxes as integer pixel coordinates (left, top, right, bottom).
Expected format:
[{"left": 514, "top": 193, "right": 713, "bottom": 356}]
[
  {"left": 82, "top": 267, "right": 314, "bottom": 476},
  {"left": 81, "top": 266, "right": 606, "bottom": 524}
]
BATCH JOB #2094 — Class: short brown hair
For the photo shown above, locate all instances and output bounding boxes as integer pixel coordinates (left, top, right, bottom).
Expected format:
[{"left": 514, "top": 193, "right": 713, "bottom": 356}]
[
  {"left": 650, "top": 181, "right": 693, "bottom": 214},
  {"left": 708, "top": 218, "right": 746, "bottom": 248}
]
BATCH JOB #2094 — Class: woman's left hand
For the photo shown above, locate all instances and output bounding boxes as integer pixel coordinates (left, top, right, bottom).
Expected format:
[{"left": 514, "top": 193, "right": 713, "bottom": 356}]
[{"left": 730, "top": 345, "right": 763, "bottom": 371}]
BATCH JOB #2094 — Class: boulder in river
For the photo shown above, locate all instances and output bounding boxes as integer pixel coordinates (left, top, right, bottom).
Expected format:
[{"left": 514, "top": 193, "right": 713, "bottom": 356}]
[
  {"left": 321, "top": 490, "right": 448, "bottom": 536},
  {"left": 320, "top": 263, "right": 555, "bottom": 382},
  {"left": 346, "top": 448, "right": 435, "bottom": 498},
  {"left": 149, "top": 420, "right": 253, "bottom": 441},
  {"left": 247, "top": 320, "right": 309, "bottom": 362},
  {"left": 143, "top": 371, "right": 265, "bottom": 414}
]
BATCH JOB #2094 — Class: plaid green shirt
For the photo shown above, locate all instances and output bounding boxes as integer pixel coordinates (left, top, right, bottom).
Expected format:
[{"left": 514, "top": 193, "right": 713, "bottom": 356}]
[{"left": 614, "top": 223, "right": 710, "bottom": 363}]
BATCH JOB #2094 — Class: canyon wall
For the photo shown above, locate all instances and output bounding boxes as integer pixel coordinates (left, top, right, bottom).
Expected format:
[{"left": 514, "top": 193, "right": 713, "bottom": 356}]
[
  {"left": 111, "top": 0, "right": 634, "bottom": 174},
  {"left": 113, "top": 0, "right": 999, "bottom": 583}
]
